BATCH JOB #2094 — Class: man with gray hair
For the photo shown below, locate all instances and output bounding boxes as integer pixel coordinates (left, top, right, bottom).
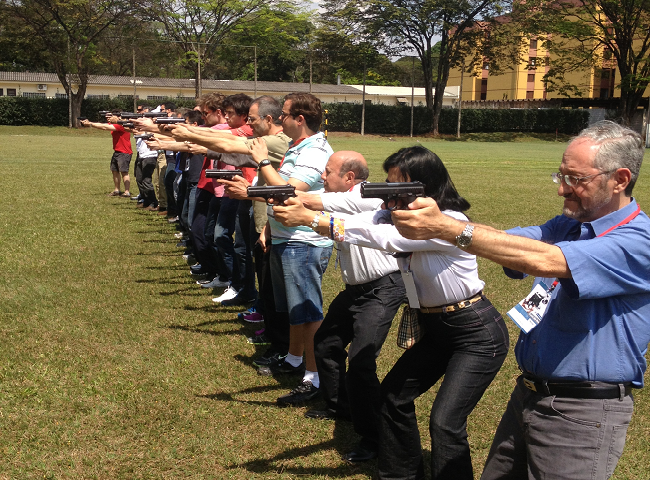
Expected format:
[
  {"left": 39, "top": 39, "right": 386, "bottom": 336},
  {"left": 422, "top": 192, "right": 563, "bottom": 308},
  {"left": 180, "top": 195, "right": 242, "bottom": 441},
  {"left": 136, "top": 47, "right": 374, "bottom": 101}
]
[{"left": 389, "top": 120, "right": 650, "bottom": 480}]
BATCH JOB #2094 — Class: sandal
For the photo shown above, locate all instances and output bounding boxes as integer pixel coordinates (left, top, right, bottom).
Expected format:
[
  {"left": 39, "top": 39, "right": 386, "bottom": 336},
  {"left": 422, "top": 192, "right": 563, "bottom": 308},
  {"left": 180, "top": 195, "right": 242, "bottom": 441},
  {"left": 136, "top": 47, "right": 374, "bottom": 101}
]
[
  {"left": 108, "top": 190, "right": 120, "bottom": 197},
  {"left": 120, "top": 192, "right": 131, "bottom": 198}
]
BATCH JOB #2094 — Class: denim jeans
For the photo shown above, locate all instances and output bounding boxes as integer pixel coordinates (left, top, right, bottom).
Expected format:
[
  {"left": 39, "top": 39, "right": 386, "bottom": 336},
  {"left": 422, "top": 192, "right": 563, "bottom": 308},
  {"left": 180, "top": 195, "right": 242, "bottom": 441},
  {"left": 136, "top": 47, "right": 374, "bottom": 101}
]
[
  {"left": 315, "top": 272, "right": 406, "bottom": 450},
  {"left": 378, "top": 296, "right": 509, "bottom": 480},
  {"left": 233, "top": 199, "right": 256, "bottom": 298},
  {"left": 269, "top": 241, "right": 332, "bottom": 325},
  {"left": 213, "top": 197, "right": 239, "bottom": 284},
  {"left": 181, "top": 182, "right": 198, "bottom": 230},
  {"left": 481, "top": 376, "right": 634, "bottom": 480}
]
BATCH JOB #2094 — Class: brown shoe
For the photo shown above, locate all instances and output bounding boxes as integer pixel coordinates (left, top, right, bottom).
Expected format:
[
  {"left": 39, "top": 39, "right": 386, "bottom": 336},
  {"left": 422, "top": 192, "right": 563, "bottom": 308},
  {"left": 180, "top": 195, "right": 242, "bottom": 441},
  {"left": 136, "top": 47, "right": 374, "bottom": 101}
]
[
  {"left": 108, "top": 190, "right": 120, "bottom": 197},
  {"left": 157, "top": 210, "right": 168, "bottom": 216},
  {"left": 136, "top": 203, "right": 145, "bottom": 208},
  {"left": 144, "top": 205, "right": 158, "bottom": 211}
]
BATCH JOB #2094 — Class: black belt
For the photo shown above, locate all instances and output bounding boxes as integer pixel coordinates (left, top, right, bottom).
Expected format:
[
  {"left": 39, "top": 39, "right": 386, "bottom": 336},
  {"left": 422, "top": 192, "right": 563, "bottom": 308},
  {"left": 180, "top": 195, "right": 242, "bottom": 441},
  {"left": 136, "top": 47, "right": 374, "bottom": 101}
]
[
  {"left": 520, "top": 374, "right": 632, "bottom": 400},
  {"left": 347, "top": 271, "right": 401, "bottom": 295}
]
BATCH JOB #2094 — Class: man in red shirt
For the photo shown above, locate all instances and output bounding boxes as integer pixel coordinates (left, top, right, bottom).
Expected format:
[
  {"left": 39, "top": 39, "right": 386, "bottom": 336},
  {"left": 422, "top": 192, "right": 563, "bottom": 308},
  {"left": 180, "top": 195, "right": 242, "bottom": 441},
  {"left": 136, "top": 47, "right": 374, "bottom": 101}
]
[{"left": 81, "top": 111, "right": 133, "bottom": 197}]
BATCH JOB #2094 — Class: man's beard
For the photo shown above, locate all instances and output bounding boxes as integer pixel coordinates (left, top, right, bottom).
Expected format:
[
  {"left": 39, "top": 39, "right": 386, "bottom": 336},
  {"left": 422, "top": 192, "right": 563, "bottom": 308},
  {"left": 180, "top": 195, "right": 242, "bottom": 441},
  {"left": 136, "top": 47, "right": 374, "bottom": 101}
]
[{"left": 562, "top": 180, "right": 612, "bottom": 222}]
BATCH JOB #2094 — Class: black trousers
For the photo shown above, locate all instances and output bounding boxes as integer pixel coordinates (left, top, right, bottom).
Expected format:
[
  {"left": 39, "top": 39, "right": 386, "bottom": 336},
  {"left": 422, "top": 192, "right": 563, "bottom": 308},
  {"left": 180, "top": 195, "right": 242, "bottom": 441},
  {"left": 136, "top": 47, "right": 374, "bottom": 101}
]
[
  {"left": 140, "top": 158, "right": 158, "bottom": 207},
  {"left": 256, "top": 244, "right": 289, "bottom": 353},
  {"left": 314, "top": 271, "right": 406, "bottom": 450}
]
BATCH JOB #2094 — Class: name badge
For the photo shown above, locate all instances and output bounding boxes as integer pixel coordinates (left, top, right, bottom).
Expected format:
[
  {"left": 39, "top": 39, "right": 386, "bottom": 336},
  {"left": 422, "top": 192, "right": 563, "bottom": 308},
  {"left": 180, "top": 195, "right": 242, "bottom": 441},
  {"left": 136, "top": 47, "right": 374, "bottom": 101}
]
[
  {"left": 400, "top": 270, "right": 420, "bottom": 309},
  {"left": 507, "top": 279, "right": 557, "bottom": 333}
]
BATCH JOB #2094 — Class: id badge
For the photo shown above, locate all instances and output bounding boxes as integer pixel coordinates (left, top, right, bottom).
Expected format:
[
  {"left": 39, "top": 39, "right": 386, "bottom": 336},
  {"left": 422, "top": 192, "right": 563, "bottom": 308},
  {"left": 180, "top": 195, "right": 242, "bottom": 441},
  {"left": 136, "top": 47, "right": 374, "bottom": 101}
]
[
  {"left": 506, "top": 279, "right": 557, "bottom": 333},
  {"left": 400, "top": 270, "right": 420, "bottom": 309}
]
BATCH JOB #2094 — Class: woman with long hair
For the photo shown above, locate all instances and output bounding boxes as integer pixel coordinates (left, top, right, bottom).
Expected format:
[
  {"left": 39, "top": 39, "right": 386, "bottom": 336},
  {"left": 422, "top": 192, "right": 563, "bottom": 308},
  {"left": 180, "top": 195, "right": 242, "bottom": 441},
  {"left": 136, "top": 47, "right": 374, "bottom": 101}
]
[{"left": 273, "top": 146, "right": 509, "bottom": 480}]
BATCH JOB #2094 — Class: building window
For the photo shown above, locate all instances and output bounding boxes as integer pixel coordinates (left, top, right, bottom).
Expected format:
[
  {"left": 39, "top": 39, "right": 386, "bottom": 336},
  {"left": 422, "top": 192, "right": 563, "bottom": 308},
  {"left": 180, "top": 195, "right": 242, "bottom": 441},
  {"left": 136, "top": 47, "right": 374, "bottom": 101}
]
[
  {"left": 55, "top": 93, "right": 68, "bottom": 99},
  {"left": 528, "top": 57, "right": 537, "bottom": 69},
  {"left": 601, "top": 69, "right": 611, "bottom": 79},
  {"left": 483, "top": 62, "right": 489, "bottom": 70},
  {"left": 22, "top": 92, "right": 46, "bottom": 98},
  {"left": 530, "top": 39, "right": 537, "bottom": 49},
  {"left": 603, "top": 48, "right": 613, "bottom": 60},
  {"left": 7, "top": 88, "right": 16, "bottom": 96},
  {"left": 526, "top": 90, "right": 534, "bottom": 99},
  {"left": 527, "top": 74, "right": 535, "bottom": 82},
  {"left": 147, "top": 95, "right": 170, "bottom": 101},
  {"left": 480, "top": 92, "right": 487, "bottom": 100},
  {"left": 87, "top": 94, "right": 110, "bottom": 99},
  {"left": 118, "top": 94, "right": 139, "bottom": 99},
  {"left": 0, "top": 88, "right": 3, "bottom": 96},
  {"left": 600, "top": 88, "right": 610, "bottom": 99}
]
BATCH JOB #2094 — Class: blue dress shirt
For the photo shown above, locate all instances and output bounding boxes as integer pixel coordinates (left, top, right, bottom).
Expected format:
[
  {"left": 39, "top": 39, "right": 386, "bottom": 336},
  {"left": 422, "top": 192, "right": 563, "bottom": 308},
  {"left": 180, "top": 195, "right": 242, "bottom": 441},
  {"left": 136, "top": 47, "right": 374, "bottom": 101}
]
[{"left": 505, "top": 199, "right": 650, "bottom": 386}]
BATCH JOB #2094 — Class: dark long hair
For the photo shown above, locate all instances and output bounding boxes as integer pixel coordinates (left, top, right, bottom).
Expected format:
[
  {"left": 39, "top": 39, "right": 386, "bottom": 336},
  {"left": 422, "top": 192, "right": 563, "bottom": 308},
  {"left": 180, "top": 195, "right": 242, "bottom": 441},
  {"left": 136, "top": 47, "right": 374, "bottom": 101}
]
[{"left": 383, "top": 146, "right": 470, "bottom": 213}]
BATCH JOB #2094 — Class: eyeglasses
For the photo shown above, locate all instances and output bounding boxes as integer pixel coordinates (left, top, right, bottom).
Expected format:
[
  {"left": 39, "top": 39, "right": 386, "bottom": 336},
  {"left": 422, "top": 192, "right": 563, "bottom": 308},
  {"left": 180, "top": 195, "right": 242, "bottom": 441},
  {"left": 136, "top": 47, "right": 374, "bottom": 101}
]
[
  {"left": 246, "top": 116, "right": 259, "bottom": 123},
  {"left": 279, "top": 111, "right": 293, "bottom": 119},
  {"left": 551, "top": 170, "right": 614, "bottom": 187}
]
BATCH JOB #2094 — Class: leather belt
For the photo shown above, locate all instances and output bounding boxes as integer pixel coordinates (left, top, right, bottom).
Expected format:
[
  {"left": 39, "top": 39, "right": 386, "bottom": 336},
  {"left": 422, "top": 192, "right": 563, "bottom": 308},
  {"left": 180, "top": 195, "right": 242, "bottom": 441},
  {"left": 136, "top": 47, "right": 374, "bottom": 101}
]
[
  {"left": 521, "top": 374, "right": 632, "bottom": 400},
  {"left": 347, "top": 271, "right": 401, "bottom": 295},
  {"left": 419, "top": 292, "right": 483, "bottom": 314}
]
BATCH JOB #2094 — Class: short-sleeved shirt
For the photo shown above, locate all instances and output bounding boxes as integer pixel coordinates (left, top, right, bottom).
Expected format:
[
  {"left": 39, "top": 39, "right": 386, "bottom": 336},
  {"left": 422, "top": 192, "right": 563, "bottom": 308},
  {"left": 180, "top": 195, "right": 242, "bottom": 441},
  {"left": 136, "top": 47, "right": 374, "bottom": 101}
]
[
  {"left": 111, "top": 124, "right": 132, "bottom": 154},
  {"left": 505, "top": 199, "right": 650, "bottom": 386},
  {"left": 266, "top": 132, "right": 333, "bottom": 247}
]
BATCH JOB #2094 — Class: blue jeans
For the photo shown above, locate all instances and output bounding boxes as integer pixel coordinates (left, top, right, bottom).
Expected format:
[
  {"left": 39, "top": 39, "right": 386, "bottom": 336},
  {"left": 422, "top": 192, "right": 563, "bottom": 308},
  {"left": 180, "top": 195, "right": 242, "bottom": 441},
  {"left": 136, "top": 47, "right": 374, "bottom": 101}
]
[
  {"left": 182, "top": 182, "right": 198, "bottom": 230},
  {"left": 378, "top": 296, "right": 509, "bottom": 480},
  {"left": 269, "top": 242, "right": 332, "bottom": 325},
  {"left": 481, "top": 376, "right": 634, "bottom": 480},
  {"left": 213, "top": 197, "right": 239, "bottom": 283}
]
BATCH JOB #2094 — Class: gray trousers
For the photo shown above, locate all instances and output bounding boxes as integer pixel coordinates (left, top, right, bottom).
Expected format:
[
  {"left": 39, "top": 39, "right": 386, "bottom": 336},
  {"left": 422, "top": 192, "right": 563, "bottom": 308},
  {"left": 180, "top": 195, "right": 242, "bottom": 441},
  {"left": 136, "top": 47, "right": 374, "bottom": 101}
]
[{"left": 481, "top": 375, "right": 634, "bottom": 480}]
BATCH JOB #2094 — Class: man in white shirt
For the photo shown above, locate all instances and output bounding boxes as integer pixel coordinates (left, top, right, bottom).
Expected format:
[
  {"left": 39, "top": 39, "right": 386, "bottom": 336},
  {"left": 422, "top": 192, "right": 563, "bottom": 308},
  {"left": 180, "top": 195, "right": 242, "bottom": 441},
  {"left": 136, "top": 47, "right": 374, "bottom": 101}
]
[{"left": 298, "top": 151, "right": 407, "bottom": 463}]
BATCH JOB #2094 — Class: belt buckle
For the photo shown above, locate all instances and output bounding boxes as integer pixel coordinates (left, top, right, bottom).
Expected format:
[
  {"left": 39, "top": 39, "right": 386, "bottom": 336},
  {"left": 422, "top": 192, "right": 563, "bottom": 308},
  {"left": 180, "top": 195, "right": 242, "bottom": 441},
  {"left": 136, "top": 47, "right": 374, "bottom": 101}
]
[{"left": 523, "top": 377, "right": 537, "bottom": 392}]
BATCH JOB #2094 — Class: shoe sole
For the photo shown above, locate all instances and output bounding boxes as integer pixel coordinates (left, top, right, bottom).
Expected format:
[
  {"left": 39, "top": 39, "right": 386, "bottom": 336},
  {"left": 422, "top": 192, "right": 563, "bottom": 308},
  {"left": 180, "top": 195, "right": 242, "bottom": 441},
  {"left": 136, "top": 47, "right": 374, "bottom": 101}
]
[{"left": 277, "top": 392, "right": 319, "bottom": 407}]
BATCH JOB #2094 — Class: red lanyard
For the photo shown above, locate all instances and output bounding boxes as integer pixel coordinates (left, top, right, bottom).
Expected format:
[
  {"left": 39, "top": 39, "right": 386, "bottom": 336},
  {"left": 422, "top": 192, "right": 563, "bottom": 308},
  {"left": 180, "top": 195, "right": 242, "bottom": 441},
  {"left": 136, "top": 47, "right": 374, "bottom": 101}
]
[{"left": 597, "top": 203, "right": 641, "bottom": 238}]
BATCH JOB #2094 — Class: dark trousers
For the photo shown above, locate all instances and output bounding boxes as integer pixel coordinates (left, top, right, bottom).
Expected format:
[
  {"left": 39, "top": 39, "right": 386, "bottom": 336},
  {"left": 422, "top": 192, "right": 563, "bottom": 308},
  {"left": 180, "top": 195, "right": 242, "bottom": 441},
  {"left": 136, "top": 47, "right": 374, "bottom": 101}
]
[
  {"left": 378, "top": 297, "right": 509, "bottom": 480},
  {"left": 191, "top": 188, "right": 219, "bottom": 275},
  {"left": 256, "top": 244, "right": 289, "bottom": 354},
  {"left": 140, "top": 158, "right": 158, "bottom": 207},
  {"left": 315, "top": 272, "right": 406, "bottom": 449},
  {"left": 164, "top": 167, "right": 178, "bottom": 216},
  {"left": 212, "top": 197, "right": 239, "bottom": 284},
  {"left": 234, "top": 200, "right": 256, "bottom": 298}
]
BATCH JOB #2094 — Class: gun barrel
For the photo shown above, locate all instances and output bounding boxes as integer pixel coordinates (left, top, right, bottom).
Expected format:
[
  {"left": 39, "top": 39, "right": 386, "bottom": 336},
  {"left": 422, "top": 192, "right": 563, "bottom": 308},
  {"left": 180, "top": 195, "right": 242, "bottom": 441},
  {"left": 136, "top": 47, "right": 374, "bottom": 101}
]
[
  {"left": 154, "top": 117, "right": 186, "bottom": 124},
  {"left": 360, "top": 181, "right": 425, "bottom": 196},
  {"left": 205, "top": 169, "right": 244, "bottom": 179}
]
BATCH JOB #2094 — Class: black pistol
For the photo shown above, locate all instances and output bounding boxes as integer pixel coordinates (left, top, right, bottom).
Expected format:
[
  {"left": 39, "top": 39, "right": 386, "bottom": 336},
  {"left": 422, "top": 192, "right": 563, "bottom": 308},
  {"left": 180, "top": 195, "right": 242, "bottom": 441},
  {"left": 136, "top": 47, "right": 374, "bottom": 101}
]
[
  {"left": 360, "top": 182, "right": 425, "bottom": 210},
  {"left": 247, "top": 184, "right": 296, "bottom": 205},
  {"left": 205, "top": 169, "right": 244, "bottom": 180}
]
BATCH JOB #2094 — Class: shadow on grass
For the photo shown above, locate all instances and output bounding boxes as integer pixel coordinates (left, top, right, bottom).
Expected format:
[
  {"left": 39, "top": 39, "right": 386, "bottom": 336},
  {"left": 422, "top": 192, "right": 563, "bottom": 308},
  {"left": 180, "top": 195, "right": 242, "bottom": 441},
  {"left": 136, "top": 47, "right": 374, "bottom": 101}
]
[
  {"left": 436, "top": 131, "right": 572, "bottom": 143},
  {"left": 232, "top": 421, "right": 372, "bottom": 478},
  {"left": 166, "top": 324, "right": 242, "bottom": 337}
]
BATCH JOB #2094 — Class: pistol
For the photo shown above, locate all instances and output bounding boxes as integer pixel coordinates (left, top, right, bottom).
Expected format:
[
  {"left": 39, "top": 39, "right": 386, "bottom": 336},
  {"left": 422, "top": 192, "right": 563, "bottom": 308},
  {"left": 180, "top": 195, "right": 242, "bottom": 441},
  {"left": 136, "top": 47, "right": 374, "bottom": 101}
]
[
  {"left": 134, "top": 133, "right": 154, "bottom": 140},
  {"left": 116, "top": 121, "right": 135, "bottom": 128},
  {"left": 205, "top": 169, "right": 244, "bottom": 180},
  {"left": 155, "top": 117, "right": 186, "bottom": 124},
  {"left": 143, "top": 112, "right": 169, "bottom": 118},
  {"left": 360, "top": 181, "right": 425, "bottom": 210},
  {"left": 77, "top": 117, "right": 88, "bottom": 122},
  {"left": 247, "top": 185, "right": 296, "bottom": 206}
]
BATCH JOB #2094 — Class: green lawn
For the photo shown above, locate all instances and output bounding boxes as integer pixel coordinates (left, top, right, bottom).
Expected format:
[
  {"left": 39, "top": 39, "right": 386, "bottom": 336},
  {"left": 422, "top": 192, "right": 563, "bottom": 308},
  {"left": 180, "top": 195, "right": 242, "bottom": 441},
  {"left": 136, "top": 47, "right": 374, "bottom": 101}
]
[{"left": 0, "top": 126, "right": 649, "bottom": 479}]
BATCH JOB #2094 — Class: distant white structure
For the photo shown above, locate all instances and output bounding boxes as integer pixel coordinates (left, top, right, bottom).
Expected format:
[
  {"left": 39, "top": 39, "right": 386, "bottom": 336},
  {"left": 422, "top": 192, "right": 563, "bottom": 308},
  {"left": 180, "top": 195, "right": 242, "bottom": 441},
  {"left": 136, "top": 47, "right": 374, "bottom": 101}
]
[{"left": 348, "top": 85, "right": 460, "bottom": 107}]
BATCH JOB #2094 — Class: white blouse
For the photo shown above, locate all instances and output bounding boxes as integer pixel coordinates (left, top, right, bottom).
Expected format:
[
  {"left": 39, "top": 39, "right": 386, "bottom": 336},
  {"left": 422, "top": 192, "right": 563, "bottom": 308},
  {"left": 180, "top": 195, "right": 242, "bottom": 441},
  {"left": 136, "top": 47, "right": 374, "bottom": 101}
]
[{"left": 338, "top": 209, "right": 485, "bottom": 308}]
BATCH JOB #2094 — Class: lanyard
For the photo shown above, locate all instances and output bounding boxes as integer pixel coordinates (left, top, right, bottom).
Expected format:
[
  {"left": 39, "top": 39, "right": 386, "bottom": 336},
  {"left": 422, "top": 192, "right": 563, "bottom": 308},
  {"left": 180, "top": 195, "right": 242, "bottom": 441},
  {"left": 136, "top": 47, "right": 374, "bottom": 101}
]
[{"left": 597, "top": 203, "right": 641, "bottom": 238}]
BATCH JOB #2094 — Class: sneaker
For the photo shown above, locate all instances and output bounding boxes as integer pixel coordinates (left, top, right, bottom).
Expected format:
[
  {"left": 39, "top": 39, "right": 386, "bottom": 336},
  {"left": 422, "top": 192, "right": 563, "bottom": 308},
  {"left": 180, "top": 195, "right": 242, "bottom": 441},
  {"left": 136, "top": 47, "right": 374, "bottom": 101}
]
[
  {"left": 212, "top": 285, "right": 240, "bottom": 304},
  {"left": 277, "top": 380, "right": 319, "bottom": 407},
  {"left": 247, "top": 333, "right": 271, "bottom": 346},
  {"left": 168, "top": 216, "right": 179, "bottom": 223},
  {"left": 220, "top": 294, "right": 256, "bottom": 307},
  {"left": 237, "top": 306, "right": 257, "bottom": 321},
  {"left": 182, "top": 254, "right": 196, "bottom": 265},
  {"left": 174, "top": 232, "right": 184, "bottom": 239},
  {"left": 200, "top": 277, "right": 230, "bottom": 289},
  {"left": 176, "top": 240, "right": 188, "bottom": 248},
  {"left": 190, "top": 264, "right": 205, "bottom": 275},
  {"left": 242, "top": 312, "right": 264, "bottom": 323},
  {"left": 254, "top": 327, "right": 265, "bottom": 336},
  {"left": 130, "top": 195, "right": 140, "bottom": 201},
  {"left": 257, "top": 358, "right": 305, "bottom": 376},
  {"left": 253, "top": 349, "right": 285, "bottom": 367}
]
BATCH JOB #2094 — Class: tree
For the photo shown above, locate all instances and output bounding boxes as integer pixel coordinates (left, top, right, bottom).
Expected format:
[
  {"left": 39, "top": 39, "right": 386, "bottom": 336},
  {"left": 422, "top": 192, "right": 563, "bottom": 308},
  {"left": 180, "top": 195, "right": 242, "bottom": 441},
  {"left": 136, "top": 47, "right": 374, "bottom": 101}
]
[
  {"left": 142, "top": 0, "right": 277, "bottom": 97},
  {"left": 2, "top": 0, "right": 134, "bottom": 126},
  {"left": 512, "top": 0, "right": 650, "bottom": 126},
  {"left": 323, "top": 0, "right": 507, "bottom": 135}
]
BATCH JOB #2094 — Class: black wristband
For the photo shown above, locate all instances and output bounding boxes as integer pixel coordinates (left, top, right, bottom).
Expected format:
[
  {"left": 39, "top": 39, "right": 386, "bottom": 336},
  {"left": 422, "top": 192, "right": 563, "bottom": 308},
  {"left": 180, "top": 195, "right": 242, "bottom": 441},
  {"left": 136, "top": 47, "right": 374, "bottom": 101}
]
[{"left": 258, "top": 159, "right": 272, "bottom": 169}]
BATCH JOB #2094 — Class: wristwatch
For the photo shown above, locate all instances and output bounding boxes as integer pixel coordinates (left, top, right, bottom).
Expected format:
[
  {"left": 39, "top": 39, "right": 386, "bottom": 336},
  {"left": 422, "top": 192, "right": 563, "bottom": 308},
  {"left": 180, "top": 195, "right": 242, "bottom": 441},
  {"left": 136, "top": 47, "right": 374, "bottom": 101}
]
[
  {"left": 455, "top": 224, "right": 474, "bottom": 248},
  {"left": 310, "top": 213, "right": 321, "bottom": 230},
  {"left": 258, "top": 159, "right": 272, "bottom": 169}
]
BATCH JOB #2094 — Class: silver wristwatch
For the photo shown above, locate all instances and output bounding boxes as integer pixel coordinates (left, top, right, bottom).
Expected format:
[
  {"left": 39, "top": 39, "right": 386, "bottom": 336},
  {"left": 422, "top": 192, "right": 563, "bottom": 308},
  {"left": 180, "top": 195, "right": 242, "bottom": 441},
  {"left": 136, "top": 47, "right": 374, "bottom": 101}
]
[
  {"left": 310, "top": 213, "right": 321, "bottom": 230},
  {"left": 455, "top": 224, "right": 474, "bottom": 248}
]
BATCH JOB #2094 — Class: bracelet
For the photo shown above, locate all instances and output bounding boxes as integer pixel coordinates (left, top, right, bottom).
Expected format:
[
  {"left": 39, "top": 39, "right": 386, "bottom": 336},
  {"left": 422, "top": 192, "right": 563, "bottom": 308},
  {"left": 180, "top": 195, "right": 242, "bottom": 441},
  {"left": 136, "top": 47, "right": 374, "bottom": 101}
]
[
  {"left": 310, "top": 212, "right": 321, "bottom": 230},
  {"left": 258, "top": 159, "right": 272, "bottom": 169}
]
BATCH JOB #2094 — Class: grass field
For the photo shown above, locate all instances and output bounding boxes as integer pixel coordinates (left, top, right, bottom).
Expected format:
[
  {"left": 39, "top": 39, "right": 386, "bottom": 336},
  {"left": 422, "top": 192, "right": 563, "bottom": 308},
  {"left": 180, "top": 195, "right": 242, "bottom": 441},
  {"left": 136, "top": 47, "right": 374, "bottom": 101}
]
[{"left": 1, "top": 126, "right": 649, "bottom": 480}]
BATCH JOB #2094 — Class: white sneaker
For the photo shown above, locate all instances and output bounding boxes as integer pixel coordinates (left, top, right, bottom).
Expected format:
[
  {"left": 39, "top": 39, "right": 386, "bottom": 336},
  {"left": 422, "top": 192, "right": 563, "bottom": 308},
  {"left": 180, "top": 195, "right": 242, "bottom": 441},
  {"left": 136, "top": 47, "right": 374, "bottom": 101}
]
[
  {"left": 212, "top": 285, "right": 240, "bottom": 303},
  {"left": 174, "top": 232, "right": 184, "bottom": 239}
]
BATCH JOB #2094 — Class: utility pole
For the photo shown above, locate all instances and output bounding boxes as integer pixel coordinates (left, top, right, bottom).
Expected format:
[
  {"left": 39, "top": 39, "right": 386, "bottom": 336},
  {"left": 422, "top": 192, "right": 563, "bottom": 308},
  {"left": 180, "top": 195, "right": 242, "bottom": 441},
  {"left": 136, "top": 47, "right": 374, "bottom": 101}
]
[
  {"left": 132, "top": 46, "right": 137, "bottom": 112},
  {"left": 254, "top": 45, "right": 258, "bottom": 97},
  {"left": 309, "top": 51, "right": 313, "bottom": 94},
  {"left": 197, "top": 43, "right": 202, "bottom": 98},
  {"left": 410, "top": 56, "right": 415, "bottom": 137},
  {"left": 457, "top": 61, "right": 465, "bottom": 139},
  {"left": 361, "top": 58, "right": 366, "bottom": 136}
]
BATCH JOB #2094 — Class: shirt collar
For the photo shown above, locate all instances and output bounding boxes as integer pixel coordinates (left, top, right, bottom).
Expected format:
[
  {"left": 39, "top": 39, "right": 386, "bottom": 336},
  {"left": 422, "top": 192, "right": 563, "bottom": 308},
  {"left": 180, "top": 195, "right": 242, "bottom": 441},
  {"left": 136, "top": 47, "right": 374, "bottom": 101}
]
[{"left": 587, "top": 198, "right": 638, "bottom": 237}]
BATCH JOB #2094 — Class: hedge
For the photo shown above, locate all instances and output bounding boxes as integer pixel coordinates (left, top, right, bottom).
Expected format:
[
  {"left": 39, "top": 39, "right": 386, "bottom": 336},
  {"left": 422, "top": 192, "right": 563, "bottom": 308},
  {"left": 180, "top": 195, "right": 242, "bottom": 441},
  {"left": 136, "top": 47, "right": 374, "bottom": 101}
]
[{"left": 0, "top": 96, "right": 589, "bottom": 134}]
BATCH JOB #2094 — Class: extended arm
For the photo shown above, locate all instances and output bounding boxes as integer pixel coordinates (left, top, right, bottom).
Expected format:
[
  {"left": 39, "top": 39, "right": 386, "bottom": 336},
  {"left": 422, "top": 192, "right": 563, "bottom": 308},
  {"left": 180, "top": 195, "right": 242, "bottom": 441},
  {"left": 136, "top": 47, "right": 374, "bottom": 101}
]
[{"left": 391, "top": 197, "right": 571, "bottom": 278}]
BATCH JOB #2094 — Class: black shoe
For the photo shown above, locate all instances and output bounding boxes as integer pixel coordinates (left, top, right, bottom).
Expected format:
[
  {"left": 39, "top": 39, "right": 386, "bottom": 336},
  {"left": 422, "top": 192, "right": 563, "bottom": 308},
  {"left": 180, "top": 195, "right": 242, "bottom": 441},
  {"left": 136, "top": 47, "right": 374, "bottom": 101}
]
[
  {"left": 304, "top": 409, "right": 338, "bottom": 420},
  {"left": 277, "top": 380, "right": 319, "bottom": 407},
  {"left": 176, "top": 240, "right": 188, "bottom": 248},
  {"left": 220, "top": 294, "right": 257, "bottom": 307},
  {"left": 253, "top": 350, "right": 286, "bottom": 367},
  {"left": 342, "top": 446, "right": 377, "bottom": 463},
  {"left": 257, "top": 358, "right": 305, "bottom": 377}
]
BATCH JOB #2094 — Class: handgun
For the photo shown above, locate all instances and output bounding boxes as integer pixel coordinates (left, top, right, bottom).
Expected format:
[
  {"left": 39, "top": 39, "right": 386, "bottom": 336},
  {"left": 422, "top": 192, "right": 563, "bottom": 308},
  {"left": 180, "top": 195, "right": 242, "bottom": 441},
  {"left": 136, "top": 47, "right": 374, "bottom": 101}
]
[
  {"left": 154, "top": 117, "right": 186, "bottom": 124},
  {"left": 247, "top": 185, "right": 296, "bottom": 205},
  {"left": 205, "top": 169, "right": 244, "bottom": 180},
  {"left": 134, "top": 133, "right": 154, "bottom": 140},
  {"left": 360, "top": 181, "right": 425, "bottom": 210},
  {"left": 77, "top": 117, "right": 88, "bottom": 122},
  {"left": 116, "top": 121, "right": 135, "bottom": 128},
  {"left": 143, "top": 112, "right": 169, "bottom": 118}
]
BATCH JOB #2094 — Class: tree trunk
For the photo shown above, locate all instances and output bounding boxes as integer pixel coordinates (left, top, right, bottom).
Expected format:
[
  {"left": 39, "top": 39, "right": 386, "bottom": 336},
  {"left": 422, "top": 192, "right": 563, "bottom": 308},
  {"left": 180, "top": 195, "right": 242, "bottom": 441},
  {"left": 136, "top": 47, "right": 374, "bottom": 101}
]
[{"left": 431, "top": 36, "right": 451, "bottom": 136}]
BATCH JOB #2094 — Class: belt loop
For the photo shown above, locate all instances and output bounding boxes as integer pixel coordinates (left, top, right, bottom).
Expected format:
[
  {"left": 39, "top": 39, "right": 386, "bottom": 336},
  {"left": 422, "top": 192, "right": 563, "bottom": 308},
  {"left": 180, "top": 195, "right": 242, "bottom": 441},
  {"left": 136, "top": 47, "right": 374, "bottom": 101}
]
[{"left": 618, "top": 383, "right": 625, "bottom": 401}]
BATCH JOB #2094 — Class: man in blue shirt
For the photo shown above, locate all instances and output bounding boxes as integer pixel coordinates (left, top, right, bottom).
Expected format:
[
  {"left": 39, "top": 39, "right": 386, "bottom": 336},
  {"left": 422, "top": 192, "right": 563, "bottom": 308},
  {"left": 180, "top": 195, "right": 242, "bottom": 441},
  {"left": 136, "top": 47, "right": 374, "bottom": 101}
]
[{"left": 389, "top": 120, "right": 650, "bottom": 480}]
